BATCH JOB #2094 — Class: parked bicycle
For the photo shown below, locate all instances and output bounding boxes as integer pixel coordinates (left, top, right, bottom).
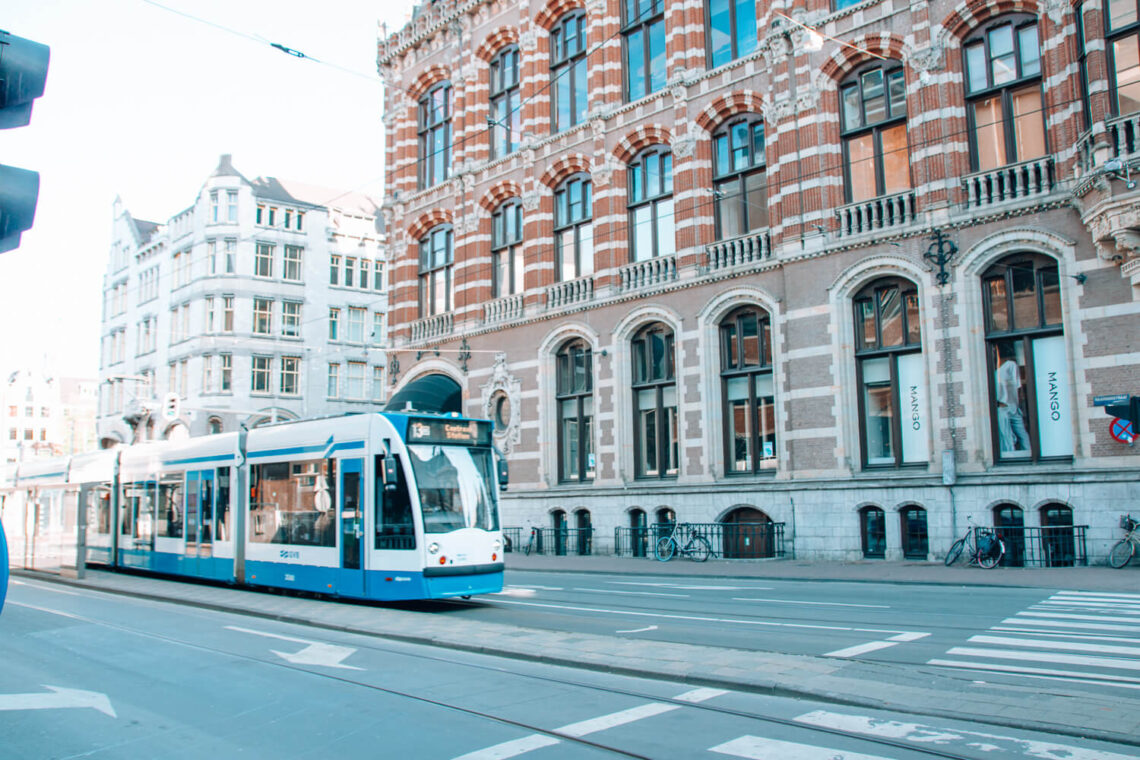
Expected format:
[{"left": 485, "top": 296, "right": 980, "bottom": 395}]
[
  {"left": 1109, "top": 515, "right": 1139, "bottom": 568},
  {"left": 655, "top": 522, "right": 712, "bottom": 562},
  {"left": 524, "top": 526, "right": 538, "bottom": 556},
  {"left": 945, "top": 517, "right": 1005, "bottom": 569}
]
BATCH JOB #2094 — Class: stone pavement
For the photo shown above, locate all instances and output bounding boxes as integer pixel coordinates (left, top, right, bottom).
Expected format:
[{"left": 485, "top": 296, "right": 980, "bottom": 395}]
[{"left": 13, "top": 555, "right": 1140, "bottom": 748}]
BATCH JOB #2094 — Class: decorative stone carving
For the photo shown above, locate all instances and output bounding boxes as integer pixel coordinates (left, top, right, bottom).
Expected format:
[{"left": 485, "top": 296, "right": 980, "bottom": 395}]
[
  {"left": 907, "top": 43, "right": 945, "bottom": 74},
  {"left": 480, "top": 353, "right": 522, "bottom": 454},
  {"left": 1082, "top": 195, "right": 1140, "bottom": 264},
  {"left": 672, "top": 135, "right": 696, "bottom": 158},
  {"left": 521, "top": 191, "right": 542, "bottom": 211},
  {"left": 520, "top": 28, "right": 538, "bottom": 51},
  {"left": 1041, "top": 0, "right": 1068, "bottom": 26},
  {"left": 590, "top": 117, "right": 606, "bottom": 141},
  {"left": 670, "top": 84, "right": 687, "bottom": 105}
]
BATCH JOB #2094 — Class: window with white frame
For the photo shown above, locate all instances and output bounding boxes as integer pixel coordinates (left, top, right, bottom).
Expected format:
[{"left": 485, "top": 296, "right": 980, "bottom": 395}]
[
  {"left": 253, "top": 298, "right": 273, "bottom": 335},
  {"left": 492, "top": 199, "right": 524, "bottom": 298},
  {"left": 328, "top": 307, "right": 340, "bottom": 340},
  {"left": 282, "top": 301, "right": 302, "bottom": 338},
  {"left": 222, "top": 295, "right": 234, "bottom": 332},
  {"left": 345, "top": 257, "right": 357, "bottom": 288},
  {"left": 347, "top": 307, "right": 366, "bottom": 343},
  {"left": 330, "top": 255, "right": 341, "bottom": 285},
  {"left": 226, "top": 190, "right": 238, "bottom": 222},
  {"left": 327, "top": 363, "right": 340, "bottom": 397},
  {"left": 372, "top": 312, "right": 384, "bottom": 345},
  {"left": 280, "top": 356, "right": 301, "bottom": 396},
  {"left": 224, "top": 239, "right": 236, "bottom": 273},
  {"left": 346, "top": 362, "right": 366, "bottom": 399},
  {"left": 372, "top": 366, "right": 385, "bottom": 401},
  {"left": 251, "top": 356, "right": 272, "bottom": 393},
  {"left": 202, "top": 354, "right": 215, "bottom": 393},
  {"left": 418, "top": 226, "right": 453, "bottom": 316},
  {"left": 220, "top": 353, "right": 232, "bottom": 392},
  {"left": 283, "top": 245, "right": 303, "bottom": 281},
  {"left": 627, "top": 146, "right": 675, "bottom": 262},
  {"left": 255, "top": 243, "right": 274, "bottom": 278},
  {"left": 554, "top": 175, "right": 593, "bottom": 281}
]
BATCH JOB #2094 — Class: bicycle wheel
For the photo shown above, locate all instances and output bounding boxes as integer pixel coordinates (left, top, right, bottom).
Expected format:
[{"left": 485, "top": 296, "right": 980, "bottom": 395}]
[
  {"left": 689, "top": 536, "right": 711, "bottom": 563},
  {"left": 1109, "top": 539, "right": 1135, "bottom": 569},
  {"left": 655, "top": 537, "right": 676, "bottom": 562},
  {"left": 978, "top": 538, "right": 1004, "bottom": 569},
  {"left": 944, "top": 538, "right": 965, "bottom": 566}
]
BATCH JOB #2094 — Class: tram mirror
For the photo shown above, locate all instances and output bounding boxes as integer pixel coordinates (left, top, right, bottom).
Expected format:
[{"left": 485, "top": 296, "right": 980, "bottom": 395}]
[
  {"left": 497, "top": 459, "right": 509, "bottom": 491},
  {"left": 382, "top": 456, "right": 399, "bottom": 493}
]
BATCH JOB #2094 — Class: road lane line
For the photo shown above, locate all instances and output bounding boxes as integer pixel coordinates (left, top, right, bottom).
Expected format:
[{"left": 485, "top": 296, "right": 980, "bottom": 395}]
[
  {"left": 1036, "top": 600, "right": 1140, "bottom": 611},
  {"left": 573, "top": 588, "right": 690, "bottom": 598},
  {"left": 794, "top": 709, "right": 1140, "bottom": 759},
  {"left": 487, "top": 598, "right": 924, "bottom": 636},
  {"left": 557, "top": 702, "right": 678, "bottom": 737},
  {"left": 450, "top": 734, "right": 559, "bottom": 760},
  {"left": 824, "top": 641, "right": 900, "bottom": 658},
  {"left": 970, "top": 634, "right": 1140, "bottom": 657},
  {"left": 731, "top": 597, "right": 890, "bottom": 608},
  {"left": 927, "top": 659, "right": 1140, "bottom": 688},
  {"left": 1056, "top": 591, "right": 1140, "bottom": 600},
  {"left": 887, "top": 632, "right": 930, "bottom": 642},
  {"left": 992, "top": 626, "right": 1140, "bottom": 644},
  {"left": 711, "top": 735, "right": 893, "bottom": 760},
  {"left": 609, "top": 582, "right": 771, "bottom": 590},
  {"left": 946, "top": 646, "right": 1140, "bottom": 670},
  {"left": 1006, "top": 615, "right": 1140, "bottom": 631},
  {"left": 674, "top": 687, "right": 727, "bottom": 703}
]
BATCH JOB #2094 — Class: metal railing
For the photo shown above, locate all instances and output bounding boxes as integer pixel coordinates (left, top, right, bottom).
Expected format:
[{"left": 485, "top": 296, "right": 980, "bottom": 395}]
[
  {"left": 703, "top": 230, "right": 771, "bottom": 272},
  {"left": 504, "top": 527, "right": 594, "bottom": 556},
  {"left": 835, "top": 190, "right": 916, "bottom": 237},
  {"left": 992, "top": 524, "right": 1088, "bottom": 567},
  {"left": 614, "top": 522, "right": 785, "bottom": 559}
]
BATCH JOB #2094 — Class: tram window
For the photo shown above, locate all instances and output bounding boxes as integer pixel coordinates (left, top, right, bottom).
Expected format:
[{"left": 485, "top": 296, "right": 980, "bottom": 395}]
[
  {"left": 375, "top": 455, "right": 415, "bottom": 550},
  {"left": 201, "top": 476, "right": 213, "bottom": 542},
  {"left": 133, "top": 482, "right": 156, "bottom": 543},
  {"left": 158, "top": 473, "right": 184, "bottom": 538},
  {"left": 86, "top": 488, "right": 111, "bottom": 535},
  {"left": 249, "top": 459, "right": 336, "bottom": 547},
  {"left": 215, "top": 467, "right": 231, "bottom": 542}
]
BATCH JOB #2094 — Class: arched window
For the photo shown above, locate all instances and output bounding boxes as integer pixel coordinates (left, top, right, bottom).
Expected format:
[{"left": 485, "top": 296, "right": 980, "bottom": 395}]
[
  {"left": 1040, "top": 503, "right": 1076, "bottom": 567},
  {"left": 492, "top": 200, "right": 523, "bottom": 298},
  {"left": 207, "top": 417, "right": 223, "bottom": 435},
  {"left": 574, "top": 508, "right": 593, "bottom": 555},
  {"left": 712, "top": 114, "right": 767, "bottom": 240},
  {"left": 418, "top": 225, "right": 454, "bottom": 317},
  {"left": 627, "top": 146, "right": 674, "bottom": 262},
  {"left": 489, "top": 46, "right": 520, "bottom": 158},
  {"left": 840, "top": 62, "right": 910, "bottom": 202},
  {"left": 554, "top": 173, "right": 593, "bottom": 281},
  {"left": 418, "top": 81, "right": 452, "bottom": 189},
  {"left": 623, "top": 0, "right": 666, "bottom": 101},
  {"left": 552, "top": 11, "right": 589, "bottom": 132},
  {"left": 556, "top": 339, "right": 594, "bottom": 483},
  {"left": 853, "top": 277, "right": 928, "bottom": 467},
  {"left": 993, "top": 503, "right": 1025, "bottom": 566},
  {"left": 860, "top": 506, "right": 886, "bottom": 558},
  {"left": 900, "top": 506, "right": 928, "bottom": 559},
  {"left": 1109, "top": 0, "right": 1140, "bottom": 116},
  {"left": 707, "top": 0, "right": 757, "bottom": 68},
  {"left": 982, "top": 253, "right": 1069, "bottom": 461},
  {"left": 632, "top": 323, "right": 677, "bottom": 478},
  {"left": 551, "top": 509, "right": 568, "bottom": 555},
  {"left": 629, "top": 508, "right": 648, "bottom": 557},
  {"left": 720, "top": 306, "right": 775, "bottom": 474},
  {"left": 963, "top": 16, "right": 1045, "bottom": 171}
]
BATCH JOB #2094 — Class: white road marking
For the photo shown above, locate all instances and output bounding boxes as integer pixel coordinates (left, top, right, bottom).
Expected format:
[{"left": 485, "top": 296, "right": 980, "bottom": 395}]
[
  {"left": 1058, "top": 591, "right": 1140, "bottom": 600},
  {"left": 992, "top": 626, "right": 1140, "bottom": 644},
  {"left": 450, "top": 734, "right": 559, "bottom": 760},
  {"left": 825, "top": 640, "right": 900, "bottom": 658},
  {"left": 8, "top": 580, "right": 80, "bottom": 596},
  {"left": 487, "top": 598, "right": 925, "bottom": 637},
  {"left": 505, "top": 585, "right": 564, "bottom": 591},
  {"left": 970, "top": 634, "right": 1140, "bottom": 657},
  {"left": 575, "top": 588, "right": 690, "bottom": 598},
  {"left": 887, "top": 632, "right": 930, "bottom": 642},
  {"left": 609, "top": 581, "right": 770, "bottom": 590},
  {"left": 558, "top": 702, "right": 678, "bottom": 737},
  {"left": 731, "top": 597, "right": 890, "bottom": 608},
  {"left": 928, "top": 659, "right": 1140, "bottom": 688},
  {"left": 795, "top": 710, "right": 1140, "bottom": 760},
  {"left": 615, "top": 625, "right": 658, "bottom": 634},
  {"left": 711, "top": 735, "right": 893, "bottom": 760},
  {"left": 226, "top": 626, "right": 362, "bottom": 670},
  {"left": 0, "top": 685, "right": 116, "bottom": 717},
  {"left": 945, "top": 645, "right": 1140, "bottom": 671},
  {"left": 1036, "top": 600, "right": 1140, "bottom": 611},
  {"left": 674, "top": 687, "right": 727, "bottom": 703},
  {"left": 493, "top": 588, "right": 537, "bottom": 597},
  {"left": 1005, "top": 614, "right": 1140, "bottom": 631}
]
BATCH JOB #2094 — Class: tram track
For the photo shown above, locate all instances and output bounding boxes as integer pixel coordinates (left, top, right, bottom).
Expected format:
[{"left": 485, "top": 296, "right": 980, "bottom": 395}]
[{"left": 10, "top": 585, "right": 1040, "bottom": 760}]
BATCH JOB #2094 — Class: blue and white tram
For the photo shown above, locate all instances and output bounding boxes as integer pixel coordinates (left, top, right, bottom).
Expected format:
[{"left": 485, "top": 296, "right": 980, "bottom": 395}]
[{"left": 2, "top": 411, "right": 507, "bottom": 601}]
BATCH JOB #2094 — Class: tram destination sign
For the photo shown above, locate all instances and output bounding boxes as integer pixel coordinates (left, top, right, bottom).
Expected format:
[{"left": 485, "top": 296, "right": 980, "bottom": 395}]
[{"left": 408, "top": 417, "right": 492, "bottom": 446}]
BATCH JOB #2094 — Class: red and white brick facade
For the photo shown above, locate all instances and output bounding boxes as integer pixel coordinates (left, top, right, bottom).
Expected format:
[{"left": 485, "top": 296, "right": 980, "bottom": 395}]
[{"left": 379, "top": 0, "right": 1139, "bottom": 561}]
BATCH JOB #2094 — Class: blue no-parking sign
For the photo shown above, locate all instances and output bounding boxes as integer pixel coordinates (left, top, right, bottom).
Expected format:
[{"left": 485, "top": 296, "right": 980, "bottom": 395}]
[{"left": 1111, "top": 417, "right": 1136, "bottom": 445}]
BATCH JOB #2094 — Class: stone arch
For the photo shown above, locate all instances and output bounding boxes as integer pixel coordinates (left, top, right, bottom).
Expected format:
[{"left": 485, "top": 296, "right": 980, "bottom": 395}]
[
  {"left": 695, "top": 90, "right": 766, "bottom": 133},
  {"left": 538, "top": 320, "right": 602, "bottom": 357},
  {"left": 829, "top": 253, "right": 931, "bottom": 299},
  {"left": 613, "top": 125, "right": 673, "bottom": 164},
  {"left": 819, "top": 34, "right": 907, "bottom": 83},
  {"left": 475, "top": 26, "right": 520, "bottom": 62},
  {"left": 407, "top": 208, "right": 454, "bottom": 241},
  {"left": 540, "top": 154, "right": 592, "bottom": 188},
  {"left": 940, "top": 0, "right": 1041, "bottom": 41},
  {"left": 535, "top": 0, "right": 586, "bottom": 32},
  {"left": 698, "top": 285, "right": 780, "bottom": 327},
  {"left": 612, "top": 303, "right": 683, "bottom": 343},
  {"left": 957, "top": 226, "right": 1075, "bottom": 277},
  {"left": 479, "top": 180, "right": 523, "bottom": 213},
  {"left": 407, "top": 65, "right": 451, "bottom": 101}
]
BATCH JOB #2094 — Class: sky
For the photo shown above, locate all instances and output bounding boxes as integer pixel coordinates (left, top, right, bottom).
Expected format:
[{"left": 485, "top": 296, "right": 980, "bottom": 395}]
[{"left": 1, "top": 0, "right": 416, "bottom": 380}]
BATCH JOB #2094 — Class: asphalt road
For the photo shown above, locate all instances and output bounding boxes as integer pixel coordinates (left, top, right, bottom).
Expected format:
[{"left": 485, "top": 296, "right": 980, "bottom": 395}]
[{"left": 3, "top": 577, "right": 1139, "bottom": 760}]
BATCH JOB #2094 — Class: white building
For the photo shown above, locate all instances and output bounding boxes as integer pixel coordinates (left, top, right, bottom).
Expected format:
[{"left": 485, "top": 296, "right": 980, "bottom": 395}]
[
  {"left": 97, "top": 155, "right": 387, "bottom": 446},
  {"left": 3, "top": 369, "right": 97, "bottom": 466}
]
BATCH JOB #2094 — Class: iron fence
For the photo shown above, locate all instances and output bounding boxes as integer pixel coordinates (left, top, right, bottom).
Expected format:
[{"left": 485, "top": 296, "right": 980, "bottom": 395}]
[
  {"left": 614, "top": 522, "right": 785, "bottom": 559},
  {"left": 503, "top": 527, "right": 594, "bottom": 556},
  {"left": 992, "top": 524, "right": 1088, "bottom": 567}
]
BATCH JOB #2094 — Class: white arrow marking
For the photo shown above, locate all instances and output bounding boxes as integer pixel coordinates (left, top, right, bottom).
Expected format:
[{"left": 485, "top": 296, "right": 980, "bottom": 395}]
[
  {"left": 0, "top": 685, "right": 116, "bottom": 717},
  {"left": 616, "top": 625, "right": 659, "bottom": 634},
  {"left": 227, "top": 625, "right": 363, "bottom": 670}
]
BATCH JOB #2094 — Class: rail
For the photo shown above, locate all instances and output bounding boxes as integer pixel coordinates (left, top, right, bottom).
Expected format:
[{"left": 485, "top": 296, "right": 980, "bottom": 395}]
[
  {"left": 615, "top": 521, "right": 785, "bottom": 559},
  {"left": 993, "top": 524, "right": 1088, "bottom": 567},
  {"left": 961, "top": 156, "right": 1055, "bottom": 209},
  {"left": 545, "top": 276, "right": 594, "bottom": 310},
  {"left": 483, "top": 293, "right": 524, "bottom": 325},
  {"left": 835, "top": 190, "right": 916, "bottom": 237},
  {"left": 619, "top": 255, "right": 677, "bottom": 293},
  {"left": 409, "top": 312, "right": 453, "bottom": 342},
  {"left": 703, "top": 229, "right": 771, "bottom": 272}
]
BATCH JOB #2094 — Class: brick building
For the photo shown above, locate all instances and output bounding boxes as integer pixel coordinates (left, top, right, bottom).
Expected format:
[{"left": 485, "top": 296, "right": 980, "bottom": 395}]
[{"left": 377, "top": 0, "right": 1140, "bottom": 562}]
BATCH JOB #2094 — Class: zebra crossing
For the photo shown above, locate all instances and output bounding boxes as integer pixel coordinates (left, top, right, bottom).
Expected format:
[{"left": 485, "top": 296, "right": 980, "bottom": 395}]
[{"left": 928, "top": 590, "right": 1140, "bottom": 689}]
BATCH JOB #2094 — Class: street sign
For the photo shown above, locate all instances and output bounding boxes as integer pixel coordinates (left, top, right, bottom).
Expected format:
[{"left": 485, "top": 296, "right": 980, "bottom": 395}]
[
  {"left": 1094, "top": 394, "right": 1130, "bottom": 406},
  {"left": 1110, "top": 417, "right": 1136, "bottom": 444}
]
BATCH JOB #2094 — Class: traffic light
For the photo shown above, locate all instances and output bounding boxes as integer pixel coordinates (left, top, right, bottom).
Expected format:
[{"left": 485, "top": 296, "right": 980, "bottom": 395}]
[
  {"left": 0, "top": 30, "right": 50, "bottom": 254},
  {"left": 162, "top": 392, "right": 181, "bottom": 422}
]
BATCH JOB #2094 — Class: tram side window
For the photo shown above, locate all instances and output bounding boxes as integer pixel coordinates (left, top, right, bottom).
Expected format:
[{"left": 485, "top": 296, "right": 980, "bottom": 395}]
[
  {"left": 375, "top": 455, "right": 415, "bottom": 550},
  {"left": 158, "top": 473, "right": 184, "bottom": 538},
  {"left": 85, "top": 487, "right": 111, "bottom": 534},
  {"left": 249, "top": 459, "right": 336, "bottom": 547},
  {"left": 201, "top": 476, "right": 213, "bottom": 542},
  {"left": 122, "top": 481, "right": 156, "bottom": 543},
  {"left": 216, "top": 467, "right": 231, "bottom": 542}
]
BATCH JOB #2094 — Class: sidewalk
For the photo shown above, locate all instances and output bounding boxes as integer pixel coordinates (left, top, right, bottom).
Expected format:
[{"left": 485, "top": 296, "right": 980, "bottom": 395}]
[
  {"left": 505, "top": 551, "right": 1140, "bottom": 592},
  {"left": 14, "top": 559, "right": 1140, "bottom": 748}
]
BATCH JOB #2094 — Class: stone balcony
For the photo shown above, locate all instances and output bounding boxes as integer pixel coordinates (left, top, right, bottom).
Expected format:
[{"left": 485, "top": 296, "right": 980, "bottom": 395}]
[
  {"left": 409, "top": 312, "right": 453, "bottom": 342},
  {"left": 483, "top": 293, "right": 524, "bottom": 325},
  {"left": 703, "top": 229, "right": 771, "bottom": 273},
  {"left": 619, "top": 255, "right": 677, "bottom": 294},
  {"left": 545, "top": 276, "right": 594, "bottom": 311},
  {"left": 961, "top": 156, "right": 1056, "bottom": 210},
  {"left": 835, "top": 190, "right": 917, "bottom": 238}
]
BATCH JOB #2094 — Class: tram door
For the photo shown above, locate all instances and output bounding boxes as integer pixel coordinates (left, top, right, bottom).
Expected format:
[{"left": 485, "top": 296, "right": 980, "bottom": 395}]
[
  {"left": 339, "top": 458, "right": 365, "bottom": 595},
  {"left": 184, "top": 470, "right": 215, "bottom": 576}
]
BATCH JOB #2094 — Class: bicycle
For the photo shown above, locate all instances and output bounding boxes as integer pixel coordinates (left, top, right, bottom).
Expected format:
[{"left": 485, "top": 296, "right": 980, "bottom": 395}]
[
  {"left": 1109, "top": 515, "right": 1139, "bottom": 568},
  {"left": 655, "top": 522, "right": 711, "bottom": 562},
  {"left": 945, "top": 517, "right": 1005, "bottom": 569},
  {"left": 523, "top": 526, "right": 538, "bottom": 556}
]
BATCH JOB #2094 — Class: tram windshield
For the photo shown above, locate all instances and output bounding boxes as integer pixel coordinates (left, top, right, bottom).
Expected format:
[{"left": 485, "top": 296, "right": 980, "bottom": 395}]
[{"left": 408, "top": 445, "right": 499, "bottom": 533}]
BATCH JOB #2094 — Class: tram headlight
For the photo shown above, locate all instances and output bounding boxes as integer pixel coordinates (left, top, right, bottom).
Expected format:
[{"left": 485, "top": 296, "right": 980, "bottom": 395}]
[
  {"left": 428, "top": 542, "right": 440, "bottom": 554},
  {"left": 492, "top": 539, "right": 502, "bottom": 553}
]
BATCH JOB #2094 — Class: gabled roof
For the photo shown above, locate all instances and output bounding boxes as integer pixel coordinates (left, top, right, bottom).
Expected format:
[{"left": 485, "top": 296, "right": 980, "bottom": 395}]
[
  {"left": 251, "top": 176, "right": 380, "bottom": 218},
  {"left": 210, "top": 153, "right": 248, "bottom": 182}
]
